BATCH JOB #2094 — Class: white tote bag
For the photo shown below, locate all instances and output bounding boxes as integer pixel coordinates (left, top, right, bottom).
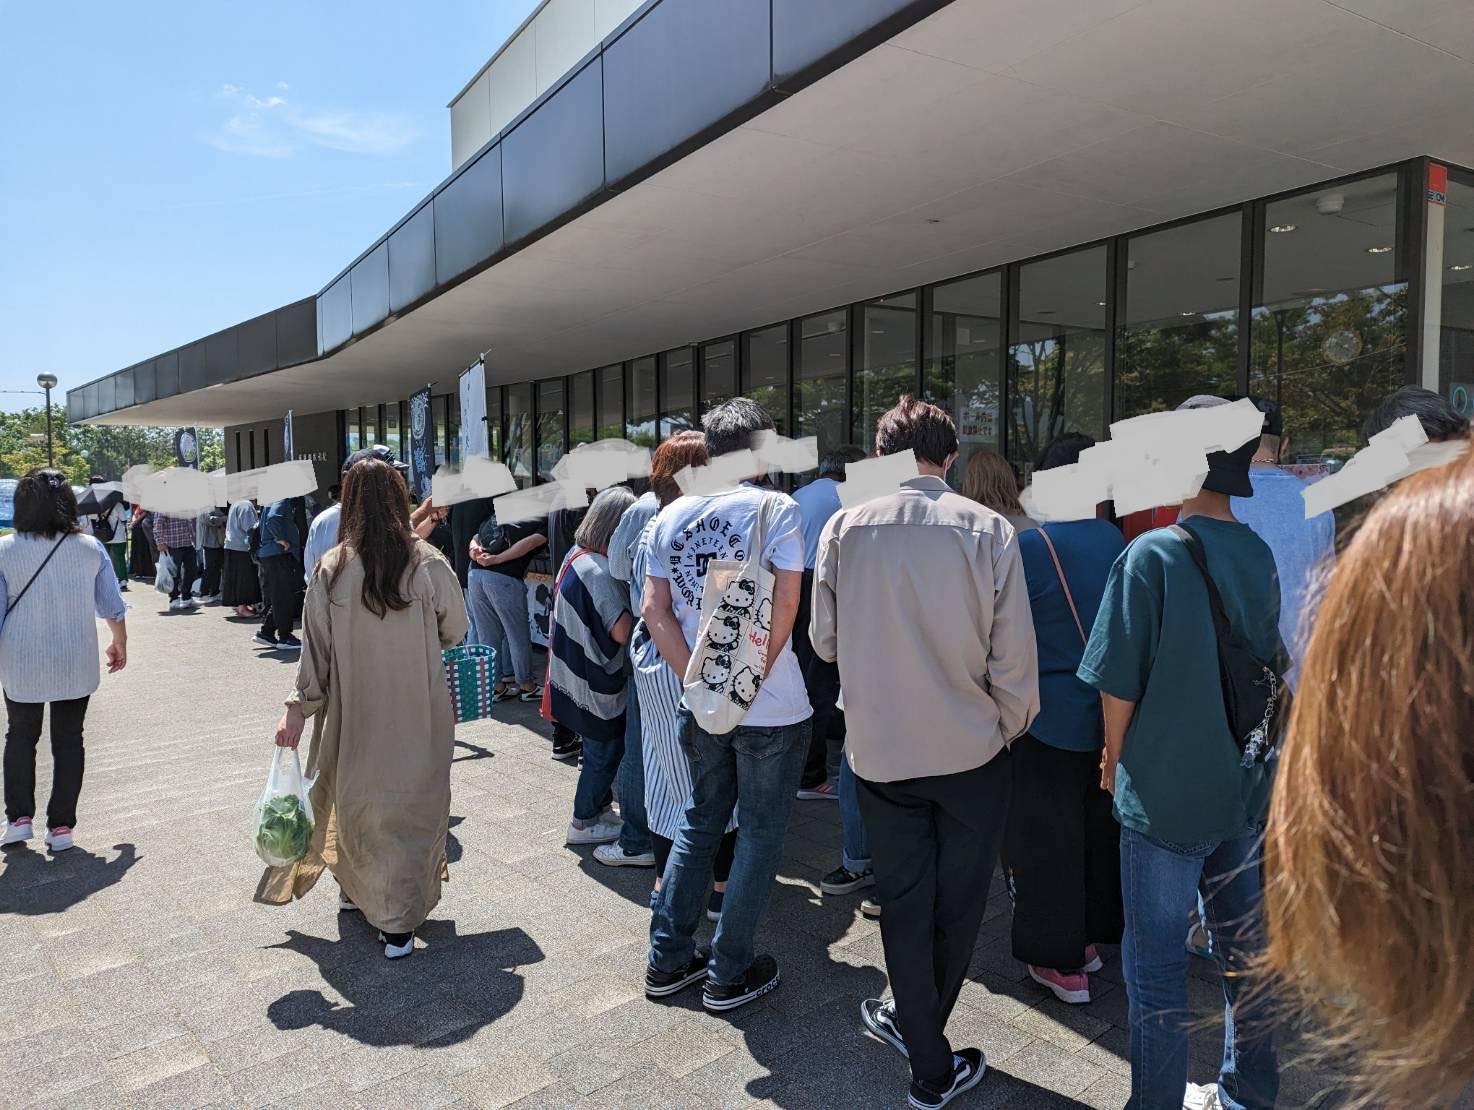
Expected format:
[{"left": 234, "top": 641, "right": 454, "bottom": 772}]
[{"left": 681, "top": 493, "right": 781, "bottom": 735}]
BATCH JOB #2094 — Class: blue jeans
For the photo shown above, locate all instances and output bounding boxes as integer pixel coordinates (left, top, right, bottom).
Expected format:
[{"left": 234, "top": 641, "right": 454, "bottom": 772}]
[
  {"left": 616, "top": 686, "right": 652, "bottom": 855},
  {"left": 573, "top": 733, "right": 623, "bottom": 824},
  {"left": 1120, "top": 826, "right": 1279, "bottom": 1110},
  {"left": 467, "top": 568, "right": 532, "bottom": 686},
  {"left": 649, "top": 711, "right": 810, "bottom": 986},
  {"left": 839, "top": 758, "right": 870, "bottom": 872}
]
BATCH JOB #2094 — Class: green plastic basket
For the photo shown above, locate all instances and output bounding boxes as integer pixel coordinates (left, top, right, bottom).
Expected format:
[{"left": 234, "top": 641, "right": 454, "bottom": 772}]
[{"left": 443, "top": 643, "right": 498, "bottom": 724}]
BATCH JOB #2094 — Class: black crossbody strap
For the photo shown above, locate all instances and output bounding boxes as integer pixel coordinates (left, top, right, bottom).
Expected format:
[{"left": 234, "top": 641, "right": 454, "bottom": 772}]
[
  {"left": 5, "top": 534, "right": 69, "bottom": 618},
  {"left": 1170, "top": 525, "right": 1233, "bottom": 642}
]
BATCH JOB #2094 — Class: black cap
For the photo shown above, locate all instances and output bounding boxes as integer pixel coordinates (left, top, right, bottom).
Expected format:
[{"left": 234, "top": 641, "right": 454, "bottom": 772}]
[
  {"left": 1245, "top": 396, "right": 1283, "bottom": 438},
  {"left": 1175, "top": 394, "right": 1256, "bottom": 497},
  {"left": 342, "top": 444, "right": 409, "bottom": 477}
]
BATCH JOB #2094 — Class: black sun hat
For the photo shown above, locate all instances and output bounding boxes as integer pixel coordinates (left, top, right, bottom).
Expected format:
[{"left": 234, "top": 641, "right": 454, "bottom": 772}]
[
  {"left": 342, "top": 444, "right": 409, "bottom": 477},
  {"left": 1175, "top": 395, "right": 1257, "bottom": 497}
]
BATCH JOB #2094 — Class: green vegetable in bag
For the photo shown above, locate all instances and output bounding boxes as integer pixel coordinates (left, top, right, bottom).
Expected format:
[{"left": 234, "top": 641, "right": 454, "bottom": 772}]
[{"left": 255, "top": 793, "right": 314, "bottom": 866}]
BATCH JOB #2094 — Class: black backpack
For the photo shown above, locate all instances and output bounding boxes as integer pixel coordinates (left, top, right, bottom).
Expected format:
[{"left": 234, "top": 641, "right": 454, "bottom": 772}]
[
  {"left": 92, "top": 511, "right": 116, "bottom": 543},
  {"left": 476, "top": 517, "right": 511, "bottom": 557},
  {"left": 1171, "top": 525, "right": 1291, "bottom": 765}
]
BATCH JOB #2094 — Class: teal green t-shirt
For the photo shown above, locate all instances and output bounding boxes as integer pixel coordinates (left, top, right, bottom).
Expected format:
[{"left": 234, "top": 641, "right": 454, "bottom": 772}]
[{"left": 1077, "top": 517, "right": 1285, "bottom": 846}]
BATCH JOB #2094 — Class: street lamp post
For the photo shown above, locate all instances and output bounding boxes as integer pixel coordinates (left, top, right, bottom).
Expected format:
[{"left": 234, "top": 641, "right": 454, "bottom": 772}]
[{"left": 36, "top": 373, "right": 58, "bottom": 467}]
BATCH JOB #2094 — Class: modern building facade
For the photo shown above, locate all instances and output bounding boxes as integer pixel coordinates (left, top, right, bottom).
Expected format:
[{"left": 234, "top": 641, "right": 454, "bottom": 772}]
[{"left": 70, "top": 0, "right": 1474, "bottom": 496}]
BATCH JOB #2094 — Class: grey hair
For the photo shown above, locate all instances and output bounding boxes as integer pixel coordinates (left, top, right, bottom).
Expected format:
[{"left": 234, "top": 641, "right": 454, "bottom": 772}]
[
  {"left": 702, "top": 396, "right": 775, "bottom": 459},
  {"left": 819, "top": 444, "right": 866, "bottom": 479},
  {"left": 574, "top": 486, "right": 637, "bottom": 553}
]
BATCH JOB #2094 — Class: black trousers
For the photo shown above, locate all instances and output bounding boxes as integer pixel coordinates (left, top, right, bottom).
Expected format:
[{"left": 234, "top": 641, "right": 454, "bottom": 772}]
[
  {"left": 651, "top": 828, "right": 737, "bottom": 884},
  {"left": 167, "top": 545, "right": 199, "bottom": 602},
  {"left": 259, "top": 556, "right": 302, "bottom": 640},
  {"left": 797, "top": 568, "right": 845, "bottom": 788},
  {"left": 201, "top": 546, "right": 224, "bottom": 597},
  {"left": 4, "top": 696, "right": 89, "bottom": 829},
  {"left": 1003, "top": 733, "right": 1123, "bottom": 971},
  {"left": 858, "top": 753, "right": 1011, "bottom": 1085}
]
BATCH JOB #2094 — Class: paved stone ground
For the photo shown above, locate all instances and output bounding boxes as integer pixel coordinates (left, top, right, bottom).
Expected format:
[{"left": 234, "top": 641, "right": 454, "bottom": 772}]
[{"left": 1, "top": 592, "right": 1338, "bottom": 1109}]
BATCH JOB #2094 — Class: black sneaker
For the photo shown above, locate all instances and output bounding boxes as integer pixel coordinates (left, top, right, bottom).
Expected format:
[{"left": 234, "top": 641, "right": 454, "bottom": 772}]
[
  {"left": 645, "top": 946, "right": 710, "bottom": 1000},
  {"left": 706, "top": 889, "right": 723, "bottom": 923},
  {"left": 702, "top": 954, "right": 779, "bottom": 1012},
  {"left": 551, "top": 738, "right": 582, "bottom": 762},
  {"left": 252, "top": 632, "right": 278, "bottom": 648},
  {"left": 860, "top": 997, "right": 908, "bottom": 1058},
  {"left": 908, "top": 1048, "right": 986, "bottom": 1109},
  {"left": 821, "top": 865, "right": 876, "bottom": 896},
  {"left": 277, "top": 635, "right": 302, "bottom": 650}
]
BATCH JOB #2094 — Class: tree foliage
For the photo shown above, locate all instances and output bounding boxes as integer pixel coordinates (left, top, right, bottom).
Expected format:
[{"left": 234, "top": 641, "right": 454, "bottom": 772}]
[{"left": 0, "top": 407, "right": 224, "bottom": 483}]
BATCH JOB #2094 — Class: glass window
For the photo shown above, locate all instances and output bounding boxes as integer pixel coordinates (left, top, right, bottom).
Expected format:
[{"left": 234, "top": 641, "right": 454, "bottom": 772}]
[
  {"left": 1436, "top": 172, "right": 1474, "bottom": 415},
  {"left": 447, "top": 393, "right": 461, "bottom": 467},
  {"left": 344, "top": 408, "right": 361, "bottom": 458},
  {"left": 1251, "top": 172, "right": 1407, "bottom": 466},
  {"left": 701, "top": 339, "right": 737, "bottom": 415},
  {"left": 797, "top": 310, "right": 848, "bottom": 459},
  {"left": 927, "top": 273, "right": 1002, "bottom": 479},
  {"left": 625, "top": 357, "right": 657, "bottom": 447},
  {"left": 854, "top": 292, "right": 917, "bottom": 450},
  {"left": 505, "top": 383, "right": 533, "bottom": 488},
  {"left": 1116, "top": 213, "right": 1242, "bottom": 420},
  {"left": 362, "top": 405, "right": 378, "bottom": 451},
  {"left": 1008, "top": 246, "right": 1109, "bottom": 482},
  {"left": 570, "top": 370, "right": 595, "bottom": 448},
  {"left": 536, "top": 378, "right": 566, "bottom": 483},
  {"left": 742, "top": 324, "right": 789, "bottom": 436},
  {"left": 485, "top": 387, "right": 502, "bottom": 461},
  {"left": 597, "top": 364, "right": 622, "bottom": 440},
  {"left": 660, "top": 348, "right": 695, "bottom": 439},
  {"left": 432, "top": 396, "right": 448, "bottom": 470}
]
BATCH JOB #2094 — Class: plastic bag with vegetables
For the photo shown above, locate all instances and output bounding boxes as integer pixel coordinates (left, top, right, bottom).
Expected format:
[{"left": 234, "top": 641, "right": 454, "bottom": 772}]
[{"left": 254, "top": 746, "right": 316, "bottom": 867}]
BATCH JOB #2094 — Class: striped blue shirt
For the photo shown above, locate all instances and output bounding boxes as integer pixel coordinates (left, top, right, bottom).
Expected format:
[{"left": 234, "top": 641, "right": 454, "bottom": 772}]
[{"left": 547, "top": 550, "right": 631, "bottom": 741}]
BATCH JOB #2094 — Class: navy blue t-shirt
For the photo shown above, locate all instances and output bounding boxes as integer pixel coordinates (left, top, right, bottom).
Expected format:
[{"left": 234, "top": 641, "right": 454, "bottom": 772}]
[{"left": 1017, "top": 519, "right": 1124, "bottom": 752}]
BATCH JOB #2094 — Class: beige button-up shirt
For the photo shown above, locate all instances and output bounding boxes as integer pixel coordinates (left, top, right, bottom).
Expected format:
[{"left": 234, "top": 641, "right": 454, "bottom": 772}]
[{"left": 811, "top": 474, "right": 1039, "bottom": 783}]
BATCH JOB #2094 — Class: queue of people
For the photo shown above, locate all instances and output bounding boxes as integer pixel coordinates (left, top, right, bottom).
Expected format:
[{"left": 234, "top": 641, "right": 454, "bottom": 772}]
[{"left": 6, "top": 379, "right": 1470, "bottom": 1109}]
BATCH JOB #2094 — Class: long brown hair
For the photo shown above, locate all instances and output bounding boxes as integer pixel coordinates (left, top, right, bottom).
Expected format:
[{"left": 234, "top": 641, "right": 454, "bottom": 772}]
[
  {"left": 959, "top": 449, "right": 1025, "bottom": 516},
  {"left": 650, "top": 431, "right": 709, "bottom": 507},
  {"left": 329, "top": 459, "right": 415, "bottom": 618},
  {"left": 1262, "top": 450, "right": 1474, "bottom": 1106}
]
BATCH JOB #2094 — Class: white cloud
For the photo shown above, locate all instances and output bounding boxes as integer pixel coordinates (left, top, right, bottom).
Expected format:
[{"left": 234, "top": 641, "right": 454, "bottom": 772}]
[{"left": 209, "top": 83, "right": 417, "bottom": 158}]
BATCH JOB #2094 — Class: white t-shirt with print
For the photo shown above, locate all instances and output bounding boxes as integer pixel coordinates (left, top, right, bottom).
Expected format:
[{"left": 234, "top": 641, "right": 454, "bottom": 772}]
[{"left": 647, "top": 484, "right": 812, "bottom": 728}]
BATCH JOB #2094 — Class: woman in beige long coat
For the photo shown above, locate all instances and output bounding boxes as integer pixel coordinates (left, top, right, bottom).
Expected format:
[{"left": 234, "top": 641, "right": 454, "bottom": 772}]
[{"left": 261, "top": 458, "right": 468, "bottom": 959}]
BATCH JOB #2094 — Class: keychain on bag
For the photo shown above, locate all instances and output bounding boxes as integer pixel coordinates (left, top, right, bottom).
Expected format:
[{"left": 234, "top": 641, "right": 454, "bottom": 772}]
[{"left": 253, "top": 746, "right": 316, "bottom": 867}]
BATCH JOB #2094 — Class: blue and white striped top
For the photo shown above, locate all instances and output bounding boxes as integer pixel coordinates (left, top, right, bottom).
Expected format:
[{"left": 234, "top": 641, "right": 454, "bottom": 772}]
[
  {"left": 0, "top": 532, "right": 127, "bottom": 703},
  {"left": 547, "top": 549, "right": 631, "bottom": 742}
]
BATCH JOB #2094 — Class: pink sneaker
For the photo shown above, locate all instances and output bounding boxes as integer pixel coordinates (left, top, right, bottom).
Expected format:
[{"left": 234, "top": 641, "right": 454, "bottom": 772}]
[
  {"left": 2, "top": 818, "right": 33, "bottom": 846},
  {"left": 1081, "top": 944, "right": 1103, "bottom": 973},
  {"left": 44, "top": 826, "right": 73, "bottom": 852},
  {"left": 1028, "top": 965, "right": 1091, "bottom": 1004}
]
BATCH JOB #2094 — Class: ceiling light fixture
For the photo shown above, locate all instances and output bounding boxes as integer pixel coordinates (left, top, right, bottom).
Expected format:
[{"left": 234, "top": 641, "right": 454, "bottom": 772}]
[
  {"left": 1180, "top": 311, "right": 1197, "bottom": 317},
  {"left": 1268, "top": 224, "right": 1297, "bottom": 233},
  {"left": 1366, "top": 244, "right": 1393, "bottom": 254},
  {"left": 1097, "top": 300, "right": 1107, "bottom": 307},
  {"left": 1450, "top": 263, "right": 1473, "bottom": 272}
]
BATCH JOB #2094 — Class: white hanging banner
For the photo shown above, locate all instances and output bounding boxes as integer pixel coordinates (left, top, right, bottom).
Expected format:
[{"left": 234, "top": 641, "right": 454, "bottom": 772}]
[{"left": 459, "top": 357, "right": 488, "bottom": 462}]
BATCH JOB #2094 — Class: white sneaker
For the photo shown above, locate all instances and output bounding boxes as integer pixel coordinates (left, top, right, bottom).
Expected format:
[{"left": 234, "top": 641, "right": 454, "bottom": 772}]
[
  {"left": 593, "top": 843, "right": 655, "bottom": 867},
  {"left": 44, "top": 827, "right": 73, "bottom": 852},
  {"left": 2, "top": 819, "right": 34, "bottom": 845},
  {"left": 1183, "top": 1082, "right": 1223, "bottom": 1110},
  {"left": 338, "top": 893, "right": 359, "bottom": 912},
  {"left": 169, "top": 599, "right": 183, "bottom": 611},
  {"left": 566, "top": 819, "right": 623, "bottom": 846},
  {"left": 181, "top": 598, "right": 199, "bottom": 609},
  {"left": 378, "top": 931, "right": 414, "bottom": 960}
]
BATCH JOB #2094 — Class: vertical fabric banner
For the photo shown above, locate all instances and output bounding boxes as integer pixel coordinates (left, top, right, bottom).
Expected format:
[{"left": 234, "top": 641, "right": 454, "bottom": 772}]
[
  {"left": 408, "top": 387, "right": 433, "bottom": 499},
  {"left": 283, "top": 410, "right": 295, "bottom": 461},
  {"left": 174, "top": 428, "right": 199, "bottom": 469},
  {"left": 459, "top": 359, "right": 488, "bottom": 461}
]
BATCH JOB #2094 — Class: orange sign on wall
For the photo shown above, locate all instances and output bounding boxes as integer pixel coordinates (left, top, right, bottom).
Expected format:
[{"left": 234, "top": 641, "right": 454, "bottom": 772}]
[{"left": 1429, "top": 163, "right": 1448, "bottom": 205}]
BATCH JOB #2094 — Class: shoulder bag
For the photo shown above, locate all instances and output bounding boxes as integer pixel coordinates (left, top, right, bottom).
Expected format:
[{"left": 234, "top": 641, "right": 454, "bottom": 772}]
[
  {"left": 681, "top": 492, "right": 783, "bottom": 736},
  {"left": 1170, "top": 524, "right": 1290, "bottom": 766}
]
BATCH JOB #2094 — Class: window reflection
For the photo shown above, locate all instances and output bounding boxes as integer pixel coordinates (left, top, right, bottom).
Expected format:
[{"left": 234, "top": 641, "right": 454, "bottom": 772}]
[
  {"left": 570, "top": 370, "right": 595, "bottom": 448},
  {"left": 1251, "top": 173, "right": 1406, "bottom": 467},
  {"left": 536, "top": 379, "right": 565, "bottom": 483},
  {"left": 701, "top": 339, "right": 737, "bottom": 416},
  {"left": 1008, "top": 247, "right": 1108, "bottom": 482},
  {"left": 797, "top": 310, "right": 847, "bottom": 461},
  {"left": 927, "top": 273, "right": 1002, "bottom": 479},
  {"left": 597, "top": 365, "right": 622, "bottom": 440},
  {"left": 660, "top": 348, "right": 695, "bottom": 438},
  {"left": 854, "top": 293, "right": 917, "bottom": 450},
  {"left": 1116, "top": 213, "right": 1240, "bottom": 419},
  {"left": 625, "top": 357, "right": 657, "bottom": 447},
  {"left": 742, "top": 325, "right": 789, "bottom": 436},
  {"left": 1437, "top": 173, "right": 1474, "bottom": 417},
  {"left": 484, "top": 388, "right": 501, "bottom": 461},
  {"left": 505, "top": 383, "right": 533, "bottom": 488}
]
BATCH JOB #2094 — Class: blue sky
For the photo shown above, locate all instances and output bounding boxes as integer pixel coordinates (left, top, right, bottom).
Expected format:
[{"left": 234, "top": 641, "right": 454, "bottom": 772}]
[{"left": 0, "top": 0, "right": 540, "bottom": 412}]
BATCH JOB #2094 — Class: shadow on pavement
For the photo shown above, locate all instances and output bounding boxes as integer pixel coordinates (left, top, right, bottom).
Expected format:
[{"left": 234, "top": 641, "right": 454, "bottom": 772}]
[
  {"left": 264, "top": 918, "right": 544, "bottom": 1048},
  {"left": 445, "top": 815, "right": 464, "bottom": 865},
  {"left": 452, "top": 738, "right": 494, "bottom": 764},
  {"left": 0, "top": 842, "right": 140, "bottom": 915}
]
